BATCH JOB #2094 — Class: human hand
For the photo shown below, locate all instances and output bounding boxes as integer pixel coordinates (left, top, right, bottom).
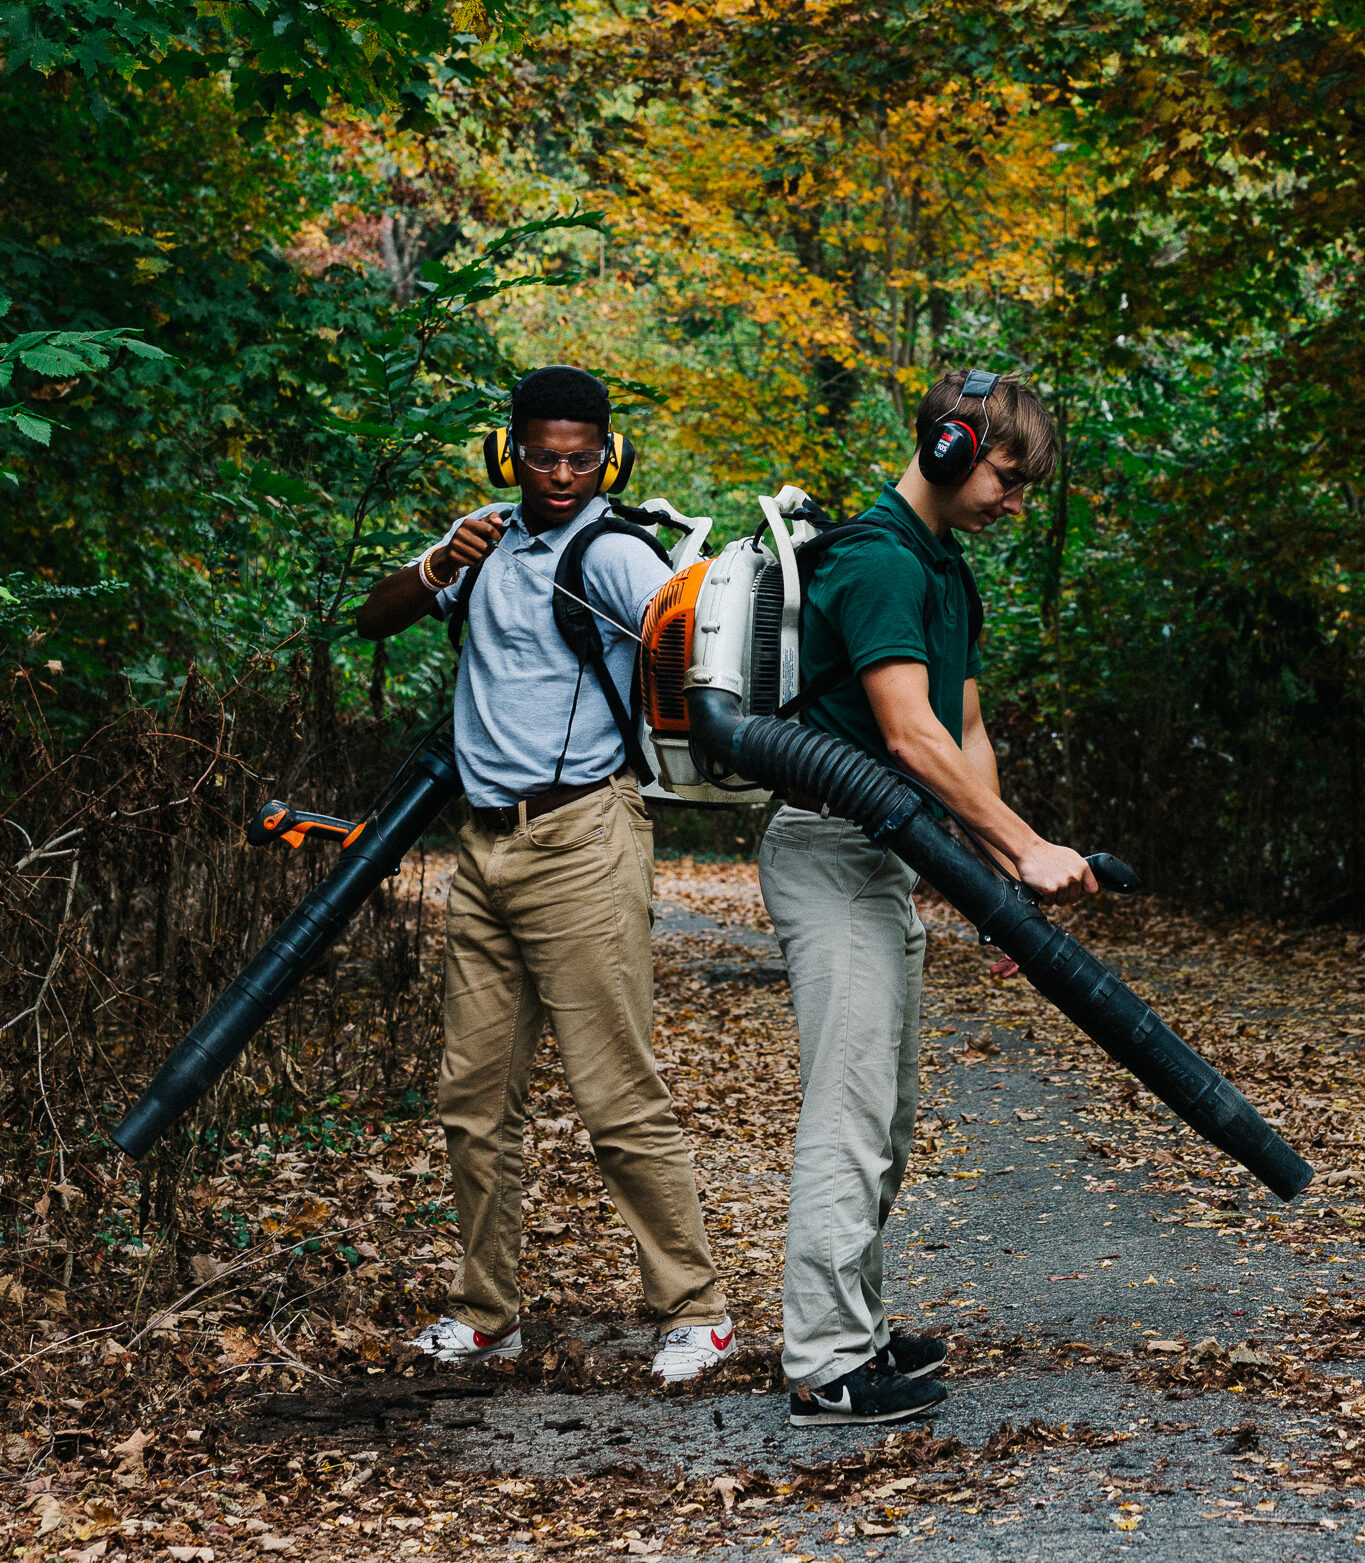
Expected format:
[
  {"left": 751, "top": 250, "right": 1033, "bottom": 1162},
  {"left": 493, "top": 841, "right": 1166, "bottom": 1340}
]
[
  {"left": 1013, "top": 840, "right": 1098, "bottom": 907},
  {"left": 989, "top": 957, "right": 1020, "bottom": 978},
  {"left": 446, "top": 510, "right": 511, "bottom": 572}
]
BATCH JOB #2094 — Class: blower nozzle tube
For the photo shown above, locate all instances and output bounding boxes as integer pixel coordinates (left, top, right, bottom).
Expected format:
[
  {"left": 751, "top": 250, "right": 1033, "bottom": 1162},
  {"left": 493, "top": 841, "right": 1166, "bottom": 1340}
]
[
  {"left": 111, "top": 743, "right": 463, "bottom": 1160},
  {"left": 688, "top": 688, "right": 1313, "bottom": 1201}
]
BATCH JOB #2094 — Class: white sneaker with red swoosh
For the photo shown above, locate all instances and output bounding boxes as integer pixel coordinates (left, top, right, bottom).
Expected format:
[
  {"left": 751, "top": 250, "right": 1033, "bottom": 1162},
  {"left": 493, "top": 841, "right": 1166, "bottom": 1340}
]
[
  {"left": 650, "top": 1316, "right": 738, "bottom": 1382},
  {"left": 408, "top": 1315, "right": 522, "bottom": 1363}
]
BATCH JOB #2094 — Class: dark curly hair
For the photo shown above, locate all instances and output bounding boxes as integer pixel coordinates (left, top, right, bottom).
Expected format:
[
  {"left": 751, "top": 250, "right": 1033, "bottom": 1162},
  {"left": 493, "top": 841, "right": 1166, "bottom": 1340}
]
[{"left": 510, "top": 365, "right": 611, "bottom": 442}]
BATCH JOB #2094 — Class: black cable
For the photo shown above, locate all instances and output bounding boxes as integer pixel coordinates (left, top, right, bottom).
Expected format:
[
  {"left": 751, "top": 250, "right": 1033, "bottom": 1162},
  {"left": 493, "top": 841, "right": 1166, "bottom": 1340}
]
[
  {"left": 551, "top": 663, "right": 587, "bottom": 790},
  {"left": 363, "top": 710, "right": 454, "bottom": 822}
]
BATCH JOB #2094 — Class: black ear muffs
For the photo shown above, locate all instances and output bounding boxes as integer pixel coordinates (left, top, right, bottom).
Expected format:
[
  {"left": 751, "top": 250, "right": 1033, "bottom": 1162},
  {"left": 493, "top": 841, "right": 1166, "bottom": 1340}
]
[
  {"left": 917, "top": 368, "right": 1001, "bottom": 487},
  {"left": 483, "top": 426, "right": 516, "bottom": 488},
  {"left": 598, "top": 431, "right": 635, "bottom": 494},
  {"left": 918, "top": 419, "right": 980, "bottom": 486}
]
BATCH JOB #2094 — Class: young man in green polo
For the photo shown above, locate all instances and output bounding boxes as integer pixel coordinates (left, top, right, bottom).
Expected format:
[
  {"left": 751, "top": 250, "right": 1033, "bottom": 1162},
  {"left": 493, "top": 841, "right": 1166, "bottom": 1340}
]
[{"left": 761, "top": 369, "right": 1098, "bottom": 1427}]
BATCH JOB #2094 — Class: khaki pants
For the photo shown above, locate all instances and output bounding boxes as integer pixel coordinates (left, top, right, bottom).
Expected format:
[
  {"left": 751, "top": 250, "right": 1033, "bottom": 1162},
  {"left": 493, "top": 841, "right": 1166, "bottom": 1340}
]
[
  {"left": 437, "top": 774, "right": 723, "bottom": 1334},
  {"left": 759, "top": 807, "right": 925, "bottom": 1389}
]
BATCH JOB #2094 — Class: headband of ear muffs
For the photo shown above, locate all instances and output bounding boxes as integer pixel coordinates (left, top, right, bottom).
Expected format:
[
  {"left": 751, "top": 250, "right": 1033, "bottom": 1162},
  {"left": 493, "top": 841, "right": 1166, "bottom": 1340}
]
[
  {"left": 481, "top": 426, "right": 635, "bottom": 494},
  {"left": 917, "top": 368, "right": 1001, "bottom": 487}
]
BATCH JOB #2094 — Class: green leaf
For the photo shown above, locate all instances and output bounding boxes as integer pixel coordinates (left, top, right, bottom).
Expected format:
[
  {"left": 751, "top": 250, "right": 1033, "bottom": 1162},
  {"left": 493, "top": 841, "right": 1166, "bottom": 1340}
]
[
  {"left": 117, "top": 335, "right": 170, "bottom": 360},
  {"left": 13, "top": 411, "right": 53, "bottom": 445},
  {"left": 18, "top": 343, "right": 100, "bottom": 376},
  {"left": 246, "top": 462, "right": 313, "bottom": 503}
]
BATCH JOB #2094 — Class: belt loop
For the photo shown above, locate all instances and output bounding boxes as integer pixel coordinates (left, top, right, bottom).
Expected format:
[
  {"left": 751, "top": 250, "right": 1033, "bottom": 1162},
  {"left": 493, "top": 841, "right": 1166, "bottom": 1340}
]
[{"left": 517, "top": 799, "right": 528, "bottom": 832}]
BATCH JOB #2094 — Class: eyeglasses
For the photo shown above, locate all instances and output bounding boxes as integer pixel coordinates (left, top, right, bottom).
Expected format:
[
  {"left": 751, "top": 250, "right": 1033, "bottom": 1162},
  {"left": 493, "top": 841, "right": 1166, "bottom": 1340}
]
[
  {"left": 516, "top": 443, "right": 607, "bottom": 476},
  {"left": 981, "top": 456, "right": 1033, "bottom": 497}
]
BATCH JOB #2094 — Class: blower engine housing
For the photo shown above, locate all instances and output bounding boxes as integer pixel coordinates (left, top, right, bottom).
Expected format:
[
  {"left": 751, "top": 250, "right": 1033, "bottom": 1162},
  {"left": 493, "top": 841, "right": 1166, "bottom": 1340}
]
[{"left": 638, "top": 487, "right": 817, "bottom": 804}]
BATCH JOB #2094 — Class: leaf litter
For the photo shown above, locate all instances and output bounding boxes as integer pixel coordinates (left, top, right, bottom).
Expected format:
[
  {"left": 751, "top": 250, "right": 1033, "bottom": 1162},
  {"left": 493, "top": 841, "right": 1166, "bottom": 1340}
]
[{"left": 2, "top": 858, "right": 1363, "bottom": 1554}]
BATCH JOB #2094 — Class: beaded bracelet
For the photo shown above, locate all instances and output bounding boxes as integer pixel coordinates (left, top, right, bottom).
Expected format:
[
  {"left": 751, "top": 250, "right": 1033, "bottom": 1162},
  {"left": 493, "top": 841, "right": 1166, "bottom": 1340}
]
[{"left": 416, "top": 544, "right": 456, "bottom": 593}]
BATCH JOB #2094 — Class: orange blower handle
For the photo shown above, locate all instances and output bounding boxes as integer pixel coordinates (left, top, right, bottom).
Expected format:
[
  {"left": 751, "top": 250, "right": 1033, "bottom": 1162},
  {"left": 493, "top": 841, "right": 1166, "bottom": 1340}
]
[{"left": 247, "top": 800, "right": 362, "bottom": 851}]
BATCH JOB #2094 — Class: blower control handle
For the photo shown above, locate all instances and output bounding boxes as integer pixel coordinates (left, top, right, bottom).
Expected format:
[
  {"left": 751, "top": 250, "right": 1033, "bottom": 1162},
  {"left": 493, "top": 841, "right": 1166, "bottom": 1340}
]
[
  {"left": 1086, "top": 852, "right": 1141, "bottom": 894},
  {"left": 247, "top": 799, "right": 360, "bottom": 851}
]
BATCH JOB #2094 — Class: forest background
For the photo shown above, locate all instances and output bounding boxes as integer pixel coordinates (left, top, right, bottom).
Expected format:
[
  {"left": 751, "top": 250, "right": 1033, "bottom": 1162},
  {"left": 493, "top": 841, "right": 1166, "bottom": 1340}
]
[
  {"left": 6, "top": 0, "right": 1365, "bottom": 909},
  {"left": 2, "top": 3, "right": 1364, "bottom": 1228}
]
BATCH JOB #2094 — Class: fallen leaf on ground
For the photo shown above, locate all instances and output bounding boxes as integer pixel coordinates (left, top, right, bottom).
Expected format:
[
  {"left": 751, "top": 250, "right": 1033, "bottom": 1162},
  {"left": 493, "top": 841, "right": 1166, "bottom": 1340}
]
[
  {"left": 112, "top": 1428, "right": 152, "bottom": 1475},
  {"left": 34, "top": 1496, "right": 66, "bottom": 1537},
  {"left": 61, "top": 1541, "right": 107, "bottom": 1563},
  {"left": 712, "top": 1476, "right": 742, "bottom": 1512}
]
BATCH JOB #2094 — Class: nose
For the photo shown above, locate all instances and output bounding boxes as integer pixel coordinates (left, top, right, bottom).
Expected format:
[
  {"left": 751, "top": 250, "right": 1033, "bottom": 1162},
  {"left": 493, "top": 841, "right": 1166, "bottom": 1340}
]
[{"left": 1000, "top": 489, "right": 1025, "bottom": 516}]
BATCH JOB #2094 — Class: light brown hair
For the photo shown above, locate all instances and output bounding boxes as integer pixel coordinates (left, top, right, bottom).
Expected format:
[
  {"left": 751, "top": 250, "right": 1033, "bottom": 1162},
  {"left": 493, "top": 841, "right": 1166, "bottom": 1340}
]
[{"left": 914, "top": 369, "right": 1059, "bottom": 485}]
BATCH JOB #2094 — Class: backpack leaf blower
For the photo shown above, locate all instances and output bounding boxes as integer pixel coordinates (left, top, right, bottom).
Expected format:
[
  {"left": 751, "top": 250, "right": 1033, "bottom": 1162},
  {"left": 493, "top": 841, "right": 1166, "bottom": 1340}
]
[{"left": 112, "top": 485, "right": 1314, "bottom": 1202}]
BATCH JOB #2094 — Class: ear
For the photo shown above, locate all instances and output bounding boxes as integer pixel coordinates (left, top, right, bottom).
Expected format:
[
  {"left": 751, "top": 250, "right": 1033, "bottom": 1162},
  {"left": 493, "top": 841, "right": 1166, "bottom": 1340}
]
[
  {"left": 598, "top": 431, "right": 635, "bottom": 494},
  {"left": 483, "top": 427, "right": 517, "bottom": 488}
]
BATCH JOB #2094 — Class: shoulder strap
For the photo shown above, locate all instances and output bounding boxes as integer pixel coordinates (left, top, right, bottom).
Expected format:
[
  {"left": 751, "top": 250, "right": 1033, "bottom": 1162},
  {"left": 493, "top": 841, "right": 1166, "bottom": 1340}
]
[
  {"left": 774, "top": 523, "right": 888, "bottom": 719},
  {"left": 443, "top": 558, "right": 484, "bottom": 657},
  {"left": 773, "top": 518, "right": 984, "bottom": 720},
  {"left": 554, "top": 517, "right": 673, "bottom": 784},
  {"left": 961, "top": 563, "right": 984, "bottom": 652}
]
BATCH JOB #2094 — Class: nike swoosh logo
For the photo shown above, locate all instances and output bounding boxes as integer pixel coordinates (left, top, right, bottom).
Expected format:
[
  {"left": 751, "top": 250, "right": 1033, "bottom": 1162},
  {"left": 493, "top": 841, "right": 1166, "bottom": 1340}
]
[
  {"left": 812, "top": 1386, "right": 853, "bottom": 1413},
  {"left": 711, "top": 1327, "right": 735, "bottom": 1351}
]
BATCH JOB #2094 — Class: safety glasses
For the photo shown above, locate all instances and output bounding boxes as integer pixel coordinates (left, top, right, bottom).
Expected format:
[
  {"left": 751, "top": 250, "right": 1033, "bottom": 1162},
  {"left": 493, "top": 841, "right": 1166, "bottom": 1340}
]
[
  {"left": 981, "top": 456, "right": 1033, "bottom": 497},
  {"left": 516, "top": 443, "right": 607, "bottom": 475}
]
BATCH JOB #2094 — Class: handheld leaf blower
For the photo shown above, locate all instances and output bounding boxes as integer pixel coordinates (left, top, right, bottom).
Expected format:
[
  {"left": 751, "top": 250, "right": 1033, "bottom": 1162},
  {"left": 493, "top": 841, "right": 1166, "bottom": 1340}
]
[{"left": 112, "top": 487, "right": 1313, "bottom": 1200}]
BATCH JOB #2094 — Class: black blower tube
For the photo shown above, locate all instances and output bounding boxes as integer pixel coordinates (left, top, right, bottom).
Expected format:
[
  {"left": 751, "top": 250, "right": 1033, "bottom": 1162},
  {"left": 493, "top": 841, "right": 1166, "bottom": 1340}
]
[
  {"left": 688, "top": 688, "right": 1313, "bottom": 1201},
  {"left": 111, "top": 741, "right": 463, "bottom": 1160}
]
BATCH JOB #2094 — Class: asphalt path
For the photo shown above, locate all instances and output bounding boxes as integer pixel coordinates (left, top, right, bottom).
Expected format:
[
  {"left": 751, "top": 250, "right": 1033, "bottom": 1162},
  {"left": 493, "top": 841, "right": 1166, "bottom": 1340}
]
[{"left": 253, "top": 898, "right": 1364, "bottom": 1558}]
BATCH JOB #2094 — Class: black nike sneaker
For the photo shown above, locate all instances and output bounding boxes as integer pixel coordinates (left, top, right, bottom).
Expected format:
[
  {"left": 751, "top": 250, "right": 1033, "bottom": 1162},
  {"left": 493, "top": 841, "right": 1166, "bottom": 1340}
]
[
  {"left": 789, "top": 1357, "right": 948, "bottom": 1427},
  {"left": 877, "top": 1330, "right": 949, "bottom": 1380}
]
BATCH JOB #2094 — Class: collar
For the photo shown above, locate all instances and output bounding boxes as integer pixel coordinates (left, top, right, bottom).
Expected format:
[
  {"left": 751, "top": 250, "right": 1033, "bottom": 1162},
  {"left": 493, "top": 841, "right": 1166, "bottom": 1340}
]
[
  {"left": 504, "top": 493, "right": 611, "bottom": 555},
  {"left": 871, "top": 483, "right": 967, "bottom": 573}
]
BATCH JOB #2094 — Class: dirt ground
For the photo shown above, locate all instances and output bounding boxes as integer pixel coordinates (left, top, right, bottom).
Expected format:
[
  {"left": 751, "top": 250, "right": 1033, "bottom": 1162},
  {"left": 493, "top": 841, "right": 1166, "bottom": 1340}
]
[{"left": 5, "top": 859, "right": 1365, "bottom": 1560}]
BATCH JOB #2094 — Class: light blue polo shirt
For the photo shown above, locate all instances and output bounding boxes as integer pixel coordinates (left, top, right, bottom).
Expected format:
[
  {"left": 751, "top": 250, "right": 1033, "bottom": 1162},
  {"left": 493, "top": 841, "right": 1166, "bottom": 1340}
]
[{"left": 419, "top": 496, "right": 672, "bottom": 808}]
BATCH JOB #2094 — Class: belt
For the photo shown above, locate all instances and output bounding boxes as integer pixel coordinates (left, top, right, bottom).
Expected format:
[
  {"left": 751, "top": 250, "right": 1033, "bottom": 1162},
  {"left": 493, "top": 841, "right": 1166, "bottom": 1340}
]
[{"left": 471, "top": 769, "right": 625, "bottom": 834}]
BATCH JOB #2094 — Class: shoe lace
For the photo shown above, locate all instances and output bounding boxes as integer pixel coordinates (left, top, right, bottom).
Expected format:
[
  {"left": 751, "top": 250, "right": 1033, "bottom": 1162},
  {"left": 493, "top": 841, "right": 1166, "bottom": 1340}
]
[{"left": 661, "top": 1326, "right": 695, "bottom": 1347}]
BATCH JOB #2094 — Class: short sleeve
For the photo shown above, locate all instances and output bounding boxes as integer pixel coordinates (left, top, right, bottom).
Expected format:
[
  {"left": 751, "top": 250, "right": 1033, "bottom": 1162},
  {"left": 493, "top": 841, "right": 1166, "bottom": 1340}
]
[
  {"left": 967, "top": 642, "right": 983, "bottom": 678},
  {"left": 585, "top": 537, "right": 674, "bottom": 634},
  {"left": 408, "top": 504, "right": 512, "bottom": 621},
  {"left": 822, "top": 538, "right": 933, "bottom": 672}
]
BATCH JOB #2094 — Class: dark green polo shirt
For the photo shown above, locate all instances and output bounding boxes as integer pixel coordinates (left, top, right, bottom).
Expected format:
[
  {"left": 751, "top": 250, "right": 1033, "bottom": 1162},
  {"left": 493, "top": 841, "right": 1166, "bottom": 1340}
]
[{"left": 799, "top": 483, "right": 984, "bottom": 769}]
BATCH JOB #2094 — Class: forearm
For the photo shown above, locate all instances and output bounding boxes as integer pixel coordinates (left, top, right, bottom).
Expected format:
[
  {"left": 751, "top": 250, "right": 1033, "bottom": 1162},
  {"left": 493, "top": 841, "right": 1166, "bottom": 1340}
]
[
  {"left": 862, "top": 661, "right": 1094, "bottom": 906},
  {"left": 356, "top": 564, "right": 452, "bottom": 640},
  {"left": 886, "top": 716, "right": 1039, "bottom": 863},
  {"left": 961, "top": 717, "right": 1001, "bottom": 792}
]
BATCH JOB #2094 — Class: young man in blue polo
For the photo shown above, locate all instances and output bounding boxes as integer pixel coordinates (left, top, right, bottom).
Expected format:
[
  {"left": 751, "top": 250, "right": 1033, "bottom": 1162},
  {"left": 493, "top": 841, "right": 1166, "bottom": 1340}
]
[
  {"left": 761, "top": 369, "right": 1098, "bottom": 1426},
  {"left": 358, "top": 366, "right": 735, "bottom": 1382}
]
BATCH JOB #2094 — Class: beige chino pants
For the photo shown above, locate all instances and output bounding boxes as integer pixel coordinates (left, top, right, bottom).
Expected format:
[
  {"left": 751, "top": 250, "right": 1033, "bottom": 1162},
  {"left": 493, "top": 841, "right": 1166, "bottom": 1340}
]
[{"left": 437, "top": 774, "right": 724, "bottom": 1334}]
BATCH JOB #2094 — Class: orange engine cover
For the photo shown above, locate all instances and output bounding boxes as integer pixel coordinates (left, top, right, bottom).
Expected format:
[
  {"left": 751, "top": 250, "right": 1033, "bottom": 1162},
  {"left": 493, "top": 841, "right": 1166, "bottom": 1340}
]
[{"left": 640, "top": 561, "right": 710, "bottom": 734}]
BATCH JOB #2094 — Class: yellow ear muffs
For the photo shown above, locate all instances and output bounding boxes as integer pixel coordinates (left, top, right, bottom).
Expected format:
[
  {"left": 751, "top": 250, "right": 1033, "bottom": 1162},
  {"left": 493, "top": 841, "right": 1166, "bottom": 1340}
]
[
  {"left": 482, "top": 427, "right": 516, "bottom": 488},
  {"left": 598, "top": 431, "right": 635, "bottom": 494}
]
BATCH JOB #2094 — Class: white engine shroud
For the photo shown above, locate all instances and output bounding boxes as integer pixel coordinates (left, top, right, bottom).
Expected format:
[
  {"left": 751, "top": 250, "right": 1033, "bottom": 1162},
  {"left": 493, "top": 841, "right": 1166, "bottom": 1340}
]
[{"left": 638, "top": 485, "right": 818, "bottom": 806}]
